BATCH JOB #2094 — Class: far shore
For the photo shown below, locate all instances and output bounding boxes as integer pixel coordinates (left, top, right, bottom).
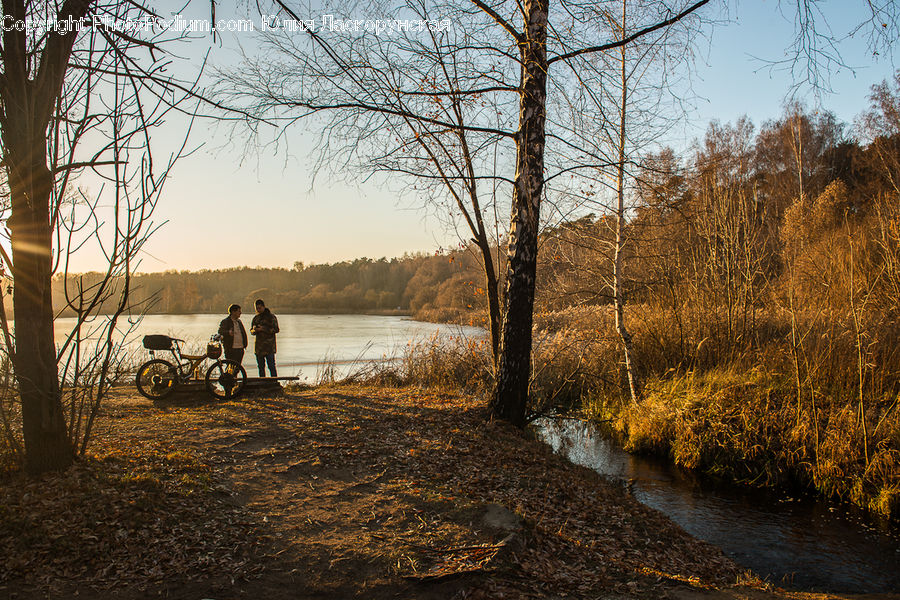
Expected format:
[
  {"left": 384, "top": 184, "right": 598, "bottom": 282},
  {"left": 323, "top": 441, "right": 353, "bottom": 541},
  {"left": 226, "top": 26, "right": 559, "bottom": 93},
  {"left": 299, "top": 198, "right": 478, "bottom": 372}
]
[{"left": 46, "top": 308, "right": 416, "bottom": 319}]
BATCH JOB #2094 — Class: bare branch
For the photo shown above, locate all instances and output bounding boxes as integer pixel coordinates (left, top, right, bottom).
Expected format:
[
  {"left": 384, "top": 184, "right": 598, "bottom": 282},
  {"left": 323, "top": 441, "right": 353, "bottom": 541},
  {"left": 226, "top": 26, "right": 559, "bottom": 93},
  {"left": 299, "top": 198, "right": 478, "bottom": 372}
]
[
  {"left": 469, "top": 0, "right": 523, "bottom": 43},
  {"left": 549, "top": 0, "right": 710, "bottom": 64}
]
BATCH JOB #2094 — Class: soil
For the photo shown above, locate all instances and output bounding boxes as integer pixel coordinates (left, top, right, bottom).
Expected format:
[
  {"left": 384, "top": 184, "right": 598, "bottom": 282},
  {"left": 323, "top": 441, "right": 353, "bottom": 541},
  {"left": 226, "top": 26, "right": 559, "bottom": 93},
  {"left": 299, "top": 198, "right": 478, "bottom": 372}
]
[{"left": 0, "top": 384, "right": 896, "bottom": 600}]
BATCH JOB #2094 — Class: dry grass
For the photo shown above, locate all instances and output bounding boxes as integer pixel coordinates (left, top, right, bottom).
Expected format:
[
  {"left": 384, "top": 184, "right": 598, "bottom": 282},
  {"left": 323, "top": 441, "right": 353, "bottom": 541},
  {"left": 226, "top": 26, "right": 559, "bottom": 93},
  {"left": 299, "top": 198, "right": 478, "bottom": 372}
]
[
  {"left": 352, "top": 333, "right": 494, "bottom": 394},
  {"left": 377, "top": 305, "right": 900, "bottom": 519},
  {"left": 587, "top": 361, "right": 900, "bottom": 519},
  {"left": 526, "top": 302, "right": 900, "bottom": 518}
]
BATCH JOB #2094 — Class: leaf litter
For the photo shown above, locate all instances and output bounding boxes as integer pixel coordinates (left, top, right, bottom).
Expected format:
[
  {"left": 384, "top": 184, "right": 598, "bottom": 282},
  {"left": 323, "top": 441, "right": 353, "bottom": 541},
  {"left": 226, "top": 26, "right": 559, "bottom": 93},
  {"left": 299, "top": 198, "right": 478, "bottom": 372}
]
[{"left": 0, "top": 384, "right": 880, "bottom": 600}]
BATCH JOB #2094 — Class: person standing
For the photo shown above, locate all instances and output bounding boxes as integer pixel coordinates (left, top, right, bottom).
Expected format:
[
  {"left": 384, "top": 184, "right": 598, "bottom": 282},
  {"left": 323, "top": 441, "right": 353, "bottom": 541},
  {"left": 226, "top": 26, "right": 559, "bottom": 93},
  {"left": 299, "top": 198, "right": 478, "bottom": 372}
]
[
  {"left": 218, "top": 304, "right": 248, "bottom": 364},
  {"left": 250, "top": 298, "right": 279, "bottom": 377}
]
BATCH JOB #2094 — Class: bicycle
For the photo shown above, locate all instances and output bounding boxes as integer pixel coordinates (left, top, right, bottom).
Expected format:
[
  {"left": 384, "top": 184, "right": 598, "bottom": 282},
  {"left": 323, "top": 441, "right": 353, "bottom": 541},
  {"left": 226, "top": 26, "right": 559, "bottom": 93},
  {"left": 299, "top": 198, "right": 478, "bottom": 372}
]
[{"left": 135, "top": 334, "right": 247, "bottom": 400}]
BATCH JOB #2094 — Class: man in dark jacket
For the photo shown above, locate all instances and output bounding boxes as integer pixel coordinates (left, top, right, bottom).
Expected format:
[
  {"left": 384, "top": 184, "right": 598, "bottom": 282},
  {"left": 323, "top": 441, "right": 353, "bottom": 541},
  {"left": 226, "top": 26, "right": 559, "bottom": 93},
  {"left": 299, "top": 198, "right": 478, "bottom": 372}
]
[
  {"left": 218, "top": 304, "right": 248, "bottom": 364},
  {"left": 250, "top": 298, "right": 280, "bottom": 377}
]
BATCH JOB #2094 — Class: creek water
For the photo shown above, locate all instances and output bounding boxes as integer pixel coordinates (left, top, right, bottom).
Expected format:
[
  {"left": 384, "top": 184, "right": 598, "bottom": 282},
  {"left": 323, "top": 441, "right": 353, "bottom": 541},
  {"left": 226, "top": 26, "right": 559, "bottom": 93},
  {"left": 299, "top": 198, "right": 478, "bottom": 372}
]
[
  {"left": 53, "top": 313, "right": 485, "bottom": 380},
  {"left": 534, "top": 418, "right": 900, "bottom": 593}
]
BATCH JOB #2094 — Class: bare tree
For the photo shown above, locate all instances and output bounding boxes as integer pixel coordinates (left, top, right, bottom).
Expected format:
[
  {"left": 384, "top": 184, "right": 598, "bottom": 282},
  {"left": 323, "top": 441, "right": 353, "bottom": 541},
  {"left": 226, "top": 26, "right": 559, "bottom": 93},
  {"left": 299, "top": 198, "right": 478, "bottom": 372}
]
[
  {"left": 609, "top": 0, "right": 650, "bottom": 404},
  {"left": 221, "top": 0, "right": 519, "bottom": 366},
  {"left": 774, "top": 0, "right": 900, "bottom": 94},
  {"left": 446, "top": 0, "right": 710, "bottom": 426},
  {"left": 221, "top": 0, "right": 709, "bottom": 427},
  {"left": 0, "top": 1, "right": 208, "bottom": 472}
]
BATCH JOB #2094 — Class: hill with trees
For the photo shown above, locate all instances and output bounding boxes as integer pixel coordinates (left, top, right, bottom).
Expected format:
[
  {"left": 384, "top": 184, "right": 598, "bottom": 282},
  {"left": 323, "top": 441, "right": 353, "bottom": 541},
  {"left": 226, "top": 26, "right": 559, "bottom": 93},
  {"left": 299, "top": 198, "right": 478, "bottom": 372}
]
[{"left": 47, "top": 250, "right": 493, "bottom": 326}]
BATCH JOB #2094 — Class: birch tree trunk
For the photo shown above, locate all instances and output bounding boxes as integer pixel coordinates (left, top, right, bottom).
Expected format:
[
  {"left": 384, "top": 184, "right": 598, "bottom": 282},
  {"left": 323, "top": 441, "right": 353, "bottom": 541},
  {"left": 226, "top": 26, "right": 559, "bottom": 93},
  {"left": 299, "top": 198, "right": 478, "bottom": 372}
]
[
  {"left": 490, "top": 0, "right": 549, "bottom": 427},
  {"left": 614, "top": 0, "right": 641, "bottom": 403}
]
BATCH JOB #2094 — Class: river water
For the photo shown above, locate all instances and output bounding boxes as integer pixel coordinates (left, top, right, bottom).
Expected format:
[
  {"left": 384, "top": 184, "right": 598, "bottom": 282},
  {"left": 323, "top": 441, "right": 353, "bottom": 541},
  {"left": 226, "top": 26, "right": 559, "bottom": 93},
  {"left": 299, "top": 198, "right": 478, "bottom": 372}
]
[
  {"left": 535, "top": 418, "right": 900, "bottom": 593},
  {"left": 53, "top": 313, "right": 485, "bottom": 381}
]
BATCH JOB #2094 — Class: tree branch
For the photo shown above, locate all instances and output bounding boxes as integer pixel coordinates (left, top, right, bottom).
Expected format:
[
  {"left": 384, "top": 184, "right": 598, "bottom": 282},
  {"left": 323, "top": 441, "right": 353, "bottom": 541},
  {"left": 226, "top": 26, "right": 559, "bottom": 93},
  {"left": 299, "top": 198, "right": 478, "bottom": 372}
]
[
  {"left": 548, "top": 0, "right": 710, "bottom": 65},
  {"left": 274, "top": 98, "right": 516, "bottom": 138},
  {"left": 469, "top": 0, "right": 524, "bottom": 43}
]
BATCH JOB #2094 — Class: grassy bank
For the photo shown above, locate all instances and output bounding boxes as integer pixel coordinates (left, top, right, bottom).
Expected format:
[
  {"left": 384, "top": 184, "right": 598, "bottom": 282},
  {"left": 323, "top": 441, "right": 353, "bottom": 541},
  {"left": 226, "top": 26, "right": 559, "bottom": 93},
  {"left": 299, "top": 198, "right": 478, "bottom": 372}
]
[
  {"left": 598, "top": 368, "right": 900, "bottom": 518},
  {"left": 393, "top": 305, "right": 900, "bottom": 519}
]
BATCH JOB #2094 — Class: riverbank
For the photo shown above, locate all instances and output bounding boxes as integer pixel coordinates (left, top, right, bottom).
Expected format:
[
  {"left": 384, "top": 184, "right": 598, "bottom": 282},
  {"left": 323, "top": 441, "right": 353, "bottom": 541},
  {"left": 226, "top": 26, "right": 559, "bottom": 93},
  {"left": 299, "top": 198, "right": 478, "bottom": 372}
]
[
  {"left": 2, "top": 384, "right": 879, "bottom": 599},
  {"left": 591, "top": 367, "right": 900, "bottom": 519},
  {"left": 449, "top": 306, "right": 897, "bottom": 521}
]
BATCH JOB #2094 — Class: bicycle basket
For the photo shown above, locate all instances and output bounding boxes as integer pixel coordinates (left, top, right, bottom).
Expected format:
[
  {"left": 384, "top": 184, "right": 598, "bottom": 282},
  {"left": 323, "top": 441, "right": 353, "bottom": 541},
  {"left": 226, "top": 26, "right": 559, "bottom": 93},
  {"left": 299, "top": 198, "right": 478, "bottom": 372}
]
[
  {"left": 143, "top": 335, "right": 174, "bottom": 351},
  {"left": 206, "top": 342, "right": 222, "bottom": 359}
]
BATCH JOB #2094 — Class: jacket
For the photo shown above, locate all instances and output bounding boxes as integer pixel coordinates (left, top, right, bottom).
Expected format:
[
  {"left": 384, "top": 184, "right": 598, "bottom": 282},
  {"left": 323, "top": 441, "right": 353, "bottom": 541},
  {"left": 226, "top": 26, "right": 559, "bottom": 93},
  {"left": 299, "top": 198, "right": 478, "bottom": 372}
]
[
  {"left": 218, "top": 316, "right": 248, "bottom": 350},
  {"left": 250, "top": 308, "right": 280, "bottom": 354}
]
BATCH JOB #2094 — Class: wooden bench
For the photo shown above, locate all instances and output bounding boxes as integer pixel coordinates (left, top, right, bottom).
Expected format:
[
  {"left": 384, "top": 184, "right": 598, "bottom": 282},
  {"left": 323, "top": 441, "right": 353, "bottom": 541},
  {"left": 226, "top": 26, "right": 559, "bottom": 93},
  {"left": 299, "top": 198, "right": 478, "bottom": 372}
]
[
  {"left": 163, "top": 376, "right": 299, "bottom": 397},
  {"left": 243, "top": 376, "right": 300, "bottom": 393}
]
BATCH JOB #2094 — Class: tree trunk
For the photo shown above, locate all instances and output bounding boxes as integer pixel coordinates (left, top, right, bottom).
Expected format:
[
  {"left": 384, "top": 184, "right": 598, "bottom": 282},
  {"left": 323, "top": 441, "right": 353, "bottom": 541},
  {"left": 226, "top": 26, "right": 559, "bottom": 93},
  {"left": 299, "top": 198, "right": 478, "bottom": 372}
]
[
  {"left": 476, "top": 235, "right": 502, "bottom": 365},
  {"left": 490, "top": 0, "right": 549, "bottom": 427},
  {"left": 614, "top": 199, "right": 641, "bottom": 403},
  {"left": 7, "top": 144, "right": 73, "bottom": 473},
  {"left": 614, "top": 0, "right": 641, "bottom": 403},
  {"left": 1, "top": 0, "right": 92, "bottom": 472}
]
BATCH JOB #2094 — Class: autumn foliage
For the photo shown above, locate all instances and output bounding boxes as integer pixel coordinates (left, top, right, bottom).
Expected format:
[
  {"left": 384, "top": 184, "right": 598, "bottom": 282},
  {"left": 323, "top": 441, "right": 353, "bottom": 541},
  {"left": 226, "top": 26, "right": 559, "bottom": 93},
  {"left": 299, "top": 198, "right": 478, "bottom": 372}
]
[{"left": 395, "top": 89, "right": 900, "bottom": 516}]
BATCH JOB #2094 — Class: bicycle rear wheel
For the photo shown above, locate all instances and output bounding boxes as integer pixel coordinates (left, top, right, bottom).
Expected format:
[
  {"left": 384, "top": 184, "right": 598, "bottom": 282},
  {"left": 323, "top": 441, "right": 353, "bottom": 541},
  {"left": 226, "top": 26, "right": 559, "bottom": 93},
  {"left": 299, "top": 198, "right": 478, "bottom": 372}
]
[
  {"left": 136, "top": 359, "right": 178, "bottom": 399},
  {"left": 205, "top": 359, "right": 247, "bottom": 399}
]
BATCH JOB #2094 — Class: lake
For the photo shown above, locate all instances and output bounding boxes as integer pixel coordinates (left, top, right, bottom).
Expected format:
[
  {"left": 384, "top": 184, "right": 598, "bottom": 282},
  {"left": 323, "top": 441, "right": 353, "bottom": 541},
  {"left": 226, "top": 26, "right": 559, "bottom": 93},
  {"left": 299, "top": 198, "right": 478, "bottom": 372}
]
[{"left": 52, "top": 313, "right": 485, "bottom": 381}]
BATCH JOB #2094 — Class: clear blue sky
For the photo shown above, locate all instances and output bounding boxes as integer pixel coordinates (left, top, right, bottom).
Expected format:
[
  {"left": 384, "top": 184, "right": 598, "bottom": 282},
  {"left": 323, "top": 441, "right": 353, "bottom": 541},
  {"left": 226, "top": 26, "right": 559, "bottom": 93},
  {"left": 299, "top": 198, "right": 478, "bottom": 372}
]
[
  {"left": 688, "top": 0, "right": 896, "bottom": 132},
  {"left": 63, "top": 1, "right": 898, "bottom": 273}
]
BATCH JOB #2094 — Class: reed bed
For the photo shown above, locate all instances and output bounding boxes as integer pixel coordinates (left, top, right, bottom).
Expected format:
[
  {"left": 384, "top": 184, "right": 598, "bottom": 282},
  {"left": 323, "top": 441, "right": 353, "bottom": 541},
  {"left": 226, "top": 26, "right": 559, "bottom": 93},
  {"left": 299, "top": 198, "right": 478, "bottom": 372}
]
[{"left": 372, "top": 304, "right": 899, "bottom": 518}]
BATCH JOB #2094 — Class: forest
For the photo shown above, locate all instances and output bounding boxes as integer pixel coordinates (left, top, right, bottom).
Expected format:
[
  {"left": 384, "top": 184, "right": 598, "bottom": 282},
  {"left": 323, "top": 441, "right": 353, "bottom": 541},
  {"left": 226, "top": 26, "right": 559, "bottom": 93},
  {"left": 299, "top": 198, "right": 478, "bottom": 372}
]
[{"left": 45, "top": 251, "right": 487, "bottom": 319}]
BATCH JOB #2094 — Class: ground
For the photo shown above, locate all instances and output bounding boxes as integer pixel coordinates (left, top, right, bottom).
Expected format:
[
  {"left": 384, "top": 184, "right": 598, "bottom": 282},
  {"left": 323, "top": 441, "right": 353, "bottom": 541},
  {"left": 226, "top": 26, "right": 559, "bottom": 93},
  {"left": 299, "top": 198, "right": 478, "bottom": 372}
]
[{"left": 0, "top": 384, "right": 896, "bottom": 600}]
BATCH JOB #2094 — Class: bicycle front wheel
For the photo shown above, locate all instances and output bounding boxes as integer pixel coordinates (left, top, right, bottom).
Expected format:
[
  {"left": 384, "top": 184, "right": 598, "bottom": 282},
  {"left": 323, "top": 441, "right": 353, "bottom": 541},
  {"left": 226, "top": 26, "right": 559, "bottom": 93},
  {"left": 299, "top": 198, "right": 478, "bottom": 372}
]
[
  {"left": 136, "top": 359, "right": 178, "bottom": 399},
  {"left": 205, "top": 359, "right": 247, "bottom": 399}
]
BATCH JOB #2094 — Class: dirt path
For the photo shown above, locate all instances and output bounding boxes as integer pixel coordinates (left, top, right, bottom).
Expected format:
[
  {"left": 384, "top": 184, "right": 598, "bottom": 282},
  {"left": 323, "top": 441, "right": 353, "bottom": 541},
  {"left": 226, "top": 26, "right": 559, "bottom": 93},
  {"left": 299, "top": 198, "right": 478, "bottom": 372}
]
[{"left": 1, "top": 384, "right": 896, "bottom": 599}]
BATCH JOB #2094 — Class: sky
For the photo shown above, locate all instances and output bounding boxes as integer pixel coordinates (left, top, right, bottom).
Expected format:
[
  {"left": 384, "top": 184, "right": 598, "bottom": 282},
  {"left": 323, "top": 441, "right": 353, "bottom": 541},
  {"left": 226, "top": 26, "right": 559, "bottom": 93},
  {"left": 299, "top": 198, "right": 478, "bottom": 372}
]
[{"left": 61, "top": 0, "right": 899, "bottom": 273}]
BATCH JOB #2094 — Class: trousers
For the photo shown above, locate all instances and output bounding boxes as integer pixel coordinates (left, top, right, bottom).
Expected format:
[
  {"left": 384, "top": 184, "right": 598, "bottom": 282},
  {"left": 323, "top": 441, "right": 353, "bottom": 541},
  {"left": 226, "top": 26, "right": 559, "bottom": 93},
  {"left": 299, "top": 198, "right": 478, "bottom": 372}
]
[
  {"left": 256, "top": 353, "right": 277, "bottom": 377},
  {"left": 225, "top": 348, "right": 244, "bottom": 364}
]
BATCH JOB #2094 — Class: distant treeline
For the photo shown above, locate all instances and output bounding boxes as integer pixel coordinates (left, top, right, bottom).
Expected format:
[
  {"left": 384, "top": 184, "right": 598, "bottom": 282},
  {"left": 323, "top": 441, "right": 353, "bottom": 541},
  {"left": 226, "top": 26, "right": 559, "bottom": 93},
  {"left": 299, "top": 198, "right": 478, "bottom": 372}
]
[{"left": 47, "top": 252, "right": 493, "bottom": 323}]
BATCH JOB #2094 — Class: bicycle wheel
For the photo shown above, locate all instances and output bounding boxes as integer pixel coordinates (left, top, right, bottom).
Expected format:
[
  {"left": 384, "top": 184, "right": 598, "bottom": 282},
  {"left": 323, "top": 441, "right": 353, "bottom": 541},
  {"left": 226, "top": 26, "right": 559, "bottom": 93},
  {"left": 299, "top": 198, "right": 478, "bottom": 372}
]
[
  {"left": 136, "top": 359, "right": 178, "bottom": 399},
  {"left": 205, "top": 359, "right": 247, "bottom": 400}
]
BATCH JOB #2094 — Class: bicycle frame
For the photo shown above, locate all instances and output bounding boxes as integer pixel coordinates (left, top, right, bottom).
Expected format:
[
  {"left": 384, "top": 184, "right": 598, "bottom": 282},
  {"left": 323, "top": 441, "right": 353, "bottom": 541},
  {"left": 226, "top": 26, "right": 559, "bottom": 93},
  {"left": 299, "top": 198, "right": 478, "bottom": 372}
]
[{"left": 147, "top": 339, "right": 209, "bottom": 382}]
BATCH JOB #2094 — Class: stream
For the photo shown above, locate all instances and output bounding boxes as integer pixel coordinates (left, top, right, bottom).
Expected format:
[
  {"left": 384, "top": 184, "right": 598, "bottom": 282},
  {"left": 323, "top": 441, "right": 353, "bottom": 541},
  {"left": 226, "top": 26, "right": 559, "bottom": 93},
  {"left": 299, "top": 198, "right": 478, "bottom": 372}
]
[{"left": 533, "top": 418, "right": 900, "bottom": 593}]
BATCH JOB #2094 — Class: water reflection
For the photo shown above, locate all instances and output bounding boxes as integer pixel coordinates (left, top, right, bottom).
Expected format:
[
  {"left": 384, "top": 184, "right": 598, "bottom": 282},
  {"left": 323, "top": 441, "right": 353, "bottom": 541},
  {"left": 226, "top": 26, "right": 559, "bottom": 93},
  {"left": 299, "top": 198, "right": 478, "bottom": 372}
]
[
  {"left": 534, "top": 418, "right": 900, "bottom": 593},
  {"left": 50, "top": 313, "right": 485, "bottom": 380}
]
